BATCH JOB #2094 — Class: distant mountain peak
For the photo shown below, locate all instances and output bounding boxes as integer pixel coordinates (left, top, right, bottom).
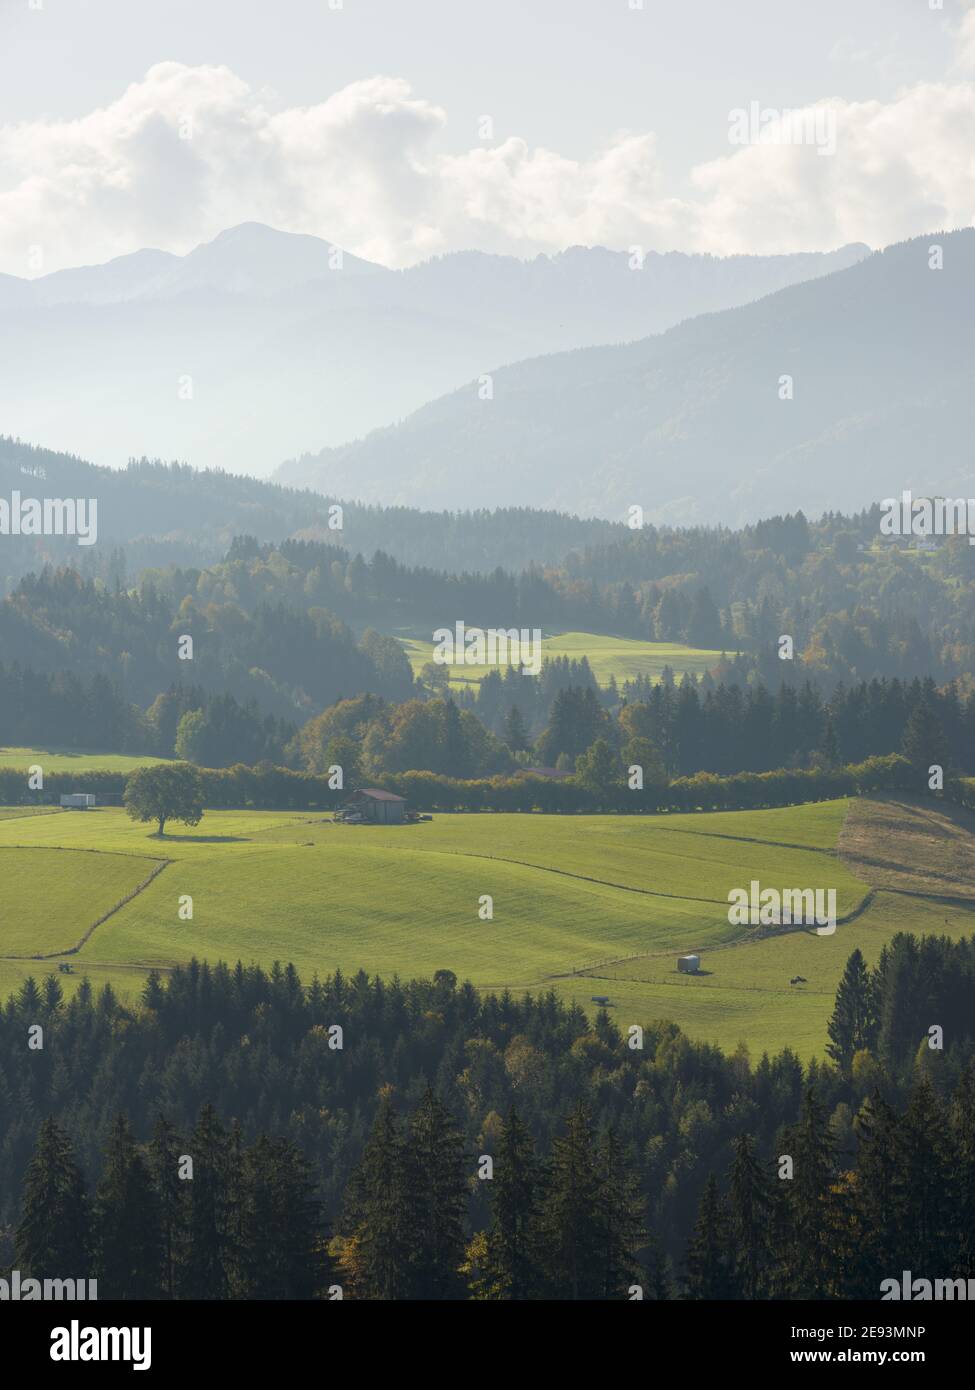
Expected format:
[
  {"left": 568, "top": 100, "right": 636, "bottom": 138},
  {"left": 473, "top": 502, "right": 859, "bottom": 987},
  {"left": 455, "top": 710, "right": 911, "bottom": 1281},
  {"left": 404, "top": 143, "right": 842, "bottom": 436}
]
[
  {"left": 12, "top": 223, "right": 386, "bottom": 308},
  {"left": 211, "top": 220, "right": 276, "bottom": 240}
]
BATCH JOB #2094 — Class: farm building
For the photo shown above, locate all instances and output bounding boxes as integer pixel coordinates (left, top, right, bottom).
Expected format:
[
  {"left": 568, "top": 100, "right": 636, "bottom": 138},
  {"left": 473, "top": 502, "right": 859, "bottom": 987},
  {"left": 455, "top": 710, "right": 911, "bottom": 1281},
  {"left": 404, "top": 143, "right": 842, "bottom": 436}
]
[
  {"left": 60, "top": 793, "right": 95, "bottom": 809},
  {"left": 677, "top": 954, "right": 701, "bottom": 974},
  {"left": 343, "top": 788, "right": 407, "bottom": 824}
]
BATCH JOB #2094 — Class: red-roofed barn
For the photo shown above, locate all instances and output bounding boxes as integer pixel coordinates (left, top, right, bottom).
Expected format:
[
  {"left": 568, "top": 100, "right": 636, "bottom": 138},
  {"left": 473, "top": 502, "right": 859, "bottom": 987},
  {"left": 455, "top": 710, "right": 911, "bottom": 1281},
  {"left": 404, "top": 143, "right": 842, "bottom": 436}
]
[{"left": 344, "top": 788, "right": 407, "bottom": 824}]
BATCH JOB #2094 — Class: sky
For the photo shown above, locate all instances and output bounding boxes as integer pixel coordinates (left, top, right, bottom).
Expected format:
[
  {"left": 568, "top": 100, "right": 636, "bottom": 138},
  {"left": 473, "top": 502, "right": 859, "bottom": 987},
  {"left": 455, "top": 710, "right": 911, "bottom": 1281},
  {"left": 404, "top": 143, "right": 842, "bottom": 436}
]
[{"left": 0, "top": 0, "right": 974, "bottom": 274}]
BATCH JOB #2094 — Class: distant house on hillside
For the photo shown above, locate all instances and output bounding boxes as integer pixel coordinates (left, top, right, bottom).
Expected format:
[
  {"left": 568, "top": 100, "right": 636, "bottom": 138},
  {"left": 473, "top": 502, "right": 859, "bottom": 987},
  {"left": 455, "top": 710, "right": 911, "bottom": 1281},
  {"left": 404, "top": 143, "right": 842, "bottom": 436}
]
[{"left": 343, "top": 788, "right": 407, "bottom": 824}]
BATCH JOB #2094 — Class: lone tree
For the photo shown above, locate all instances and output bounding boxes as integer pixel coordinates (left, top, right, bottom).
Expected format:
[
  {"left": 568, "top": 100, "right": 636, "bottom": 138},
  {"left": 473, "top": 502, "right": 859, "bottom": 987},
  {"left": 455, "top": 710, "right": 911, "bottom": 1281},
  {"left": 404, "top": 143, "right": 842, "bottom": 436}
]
[
  {"left": 125, "top": 762, "right": 204, "bottom": 837},
  {"left": 826, "top": 947, "right": 876, "bottom": 1073}
]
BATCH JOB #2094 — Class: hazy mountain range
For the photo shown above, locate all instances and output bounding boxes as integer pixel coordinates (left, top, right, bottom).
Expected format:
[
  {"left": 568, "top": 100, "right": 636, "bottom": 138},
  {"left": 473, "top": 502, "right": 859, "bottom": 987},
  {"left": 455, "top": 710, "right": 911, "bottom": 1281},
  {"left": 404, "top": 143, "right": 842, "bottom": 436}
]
[
  {"left": 0, "top": 223, "right": 867, "bottom": 480},
  {"left": 280, "top": 230, "right": 975, "bottom": 525},
  {"left": 8, "top": 222, "right": 969, "bottom": 535}
]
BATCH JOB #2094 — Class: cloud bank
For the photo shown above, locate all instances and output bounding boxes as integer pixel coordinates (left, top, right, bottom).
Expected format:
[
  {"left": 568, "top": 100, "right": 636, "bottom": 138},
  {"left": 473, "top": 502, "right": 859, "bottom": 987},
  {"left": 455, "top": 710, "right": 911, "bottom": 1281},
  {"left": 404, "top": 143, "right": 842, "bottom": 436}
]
[{"left": 1, "top": 56, "right": 974, "bottom": 276}]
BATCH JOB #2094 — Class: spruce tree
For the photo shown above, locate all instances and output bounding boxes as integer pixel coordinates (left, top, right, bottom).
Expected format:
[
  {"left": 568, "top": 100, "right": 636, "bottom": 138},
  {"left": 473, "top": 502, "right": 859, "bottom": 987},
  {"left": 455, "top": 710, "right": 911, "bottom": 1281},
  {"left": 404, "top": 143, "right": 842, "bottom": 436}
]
[
  {"left": 468, "top": 1108, "right": 544, "bottom": 1300},
  {"left": 775, "top": 1089, "right": 837, "bottom": 1299},
  {"left": 403, "top": 1088, "right": 468, "bottom": 1299},
  {"left": 502, "top": 705, "right": 531, "bottom": 754},
  {"left": 595, "top": 1129, "right": 647, "bottom": 1299},
  {"left": 539, "top": 1105, "right": 605, "bottom": 1300},
  {"left": 827, "top": 949, "right": 876, "bottom": 1073},
  {"left": 275, "top": 1138, "right": 331, "bottom": 1299},
  {"left": 897, "top": 1077, "right": 953, "bottom": 1276},
  {"left": 684, "top": 1175, "right": 735, "bottom": 1299},
  {"left": 41, "top": 974, "right": 64, "bottom": 1016},
  {"left": 147, "top": 1114, "right": 184, "bottom": 1300},
  {"left": 727, "top": 1133, "right": 771, "bottom": 1299},
  {"left": 819, "top": 715, "right": 839, "bottom": 767},
  {"left": 901, "top": 701, "right": 949, "bottom": 781},
  {"left": 176, "top": 1104, "right": 231, "bottom": 1300},
  {"left": 847, "top": 1092, "right": 902, "bottom": 1295},
  {"left": 223, "top": 1120, "right": 247, "bottom": 1298},
  {"left": 341, "top": 1098, "right": 414, "bottom": 1300},
  {"left": 93, "top": 1113, "right": 163, "bottom": 1299},
  {"left": 438, "top": 699, "right": 471, "bottom": 779},
  {"left": 240, "top": 1135, "right": 326, "bottom": 1299},
  {"left": 876, "top": 937, "right": 920, "bottom": 1077},
  {"left": 15, "top": 1117, "right": 91, "bottom": 1278}
]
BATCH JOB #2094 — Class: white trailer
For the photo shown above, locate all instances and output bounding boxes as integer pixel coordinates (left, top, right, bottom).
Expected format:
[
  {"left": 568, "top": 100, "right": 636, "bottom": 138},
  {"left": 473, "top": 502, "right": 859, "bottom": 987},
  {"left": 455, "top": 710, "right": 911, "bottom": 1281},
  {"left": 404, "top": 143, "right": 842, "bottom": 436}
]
[{"left": 60, "top": 793, "right": 96, "bottom": 809}]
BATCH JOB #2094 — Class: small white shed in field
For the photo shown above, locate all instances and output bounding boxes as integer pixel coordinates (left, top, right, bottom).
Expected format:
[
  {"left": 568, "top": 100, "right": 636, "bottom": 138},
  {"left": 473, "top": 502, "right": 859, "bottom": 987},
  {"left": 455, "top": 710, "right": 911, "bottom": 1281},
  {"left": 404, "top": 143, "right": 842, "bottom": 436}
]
[
  {"left": 60, "top": 793, "right": 95, "bottom": 809},
  {"left": 677, "top": 954, "right": 701, "bottom": 974}
]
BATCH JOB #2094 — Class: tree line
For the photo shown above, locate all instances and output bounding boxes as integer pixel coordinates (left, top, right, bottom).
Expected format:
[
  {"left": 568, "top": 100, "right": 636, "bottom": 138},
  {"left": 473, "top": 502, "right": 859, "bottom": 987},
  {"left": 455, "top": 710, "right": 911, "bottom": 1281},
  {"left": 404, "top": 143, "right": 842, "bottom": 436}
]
[
  {"left": 3, "top": 937, "right": 975, "bottom": 1298},
  {"left": 0, "top": 748, "right": 938, "bottom": 816},
  {"left": 292, "top": 672, "right": 970, "bottom": 784},
  {"left": 7, "top": 484, "right": 975, "bottom": 765},
  {"left": 4, "top": 655, "right": 970, "bottom": 792}
]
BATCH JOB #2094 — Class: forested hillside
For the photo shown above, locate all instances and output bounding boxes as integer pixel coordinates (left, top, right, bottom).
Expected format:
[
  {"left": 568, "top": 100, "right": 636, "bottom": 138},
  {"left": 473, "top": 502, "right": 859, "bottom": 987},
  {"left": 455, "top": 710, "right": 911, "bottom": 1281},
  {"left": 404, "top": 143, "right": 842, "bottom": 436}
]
[
  {"left": 0, "top": 567, "right": 414, "bottom": 723},
  {"left": 0, "top": 437, "right": 624, "bottom": 586},
  {"left": 2, "top": 497, "right": 972, "bottom": 776},
  {"left": 3, "top": 935, "right": 974, "bottom": 1299}
]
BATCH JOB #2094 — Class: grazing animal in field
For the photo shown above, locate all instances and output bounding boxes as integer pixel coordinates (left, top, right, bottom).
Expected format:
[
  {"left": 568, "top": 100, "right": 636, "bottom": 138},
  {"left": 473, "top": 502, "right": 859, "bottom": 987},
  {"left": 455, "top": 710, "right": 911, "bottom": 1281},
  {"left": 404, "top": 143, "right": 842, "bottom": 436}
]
[{"left": 789, "top": 975, "right": 808, "bottom": 986}]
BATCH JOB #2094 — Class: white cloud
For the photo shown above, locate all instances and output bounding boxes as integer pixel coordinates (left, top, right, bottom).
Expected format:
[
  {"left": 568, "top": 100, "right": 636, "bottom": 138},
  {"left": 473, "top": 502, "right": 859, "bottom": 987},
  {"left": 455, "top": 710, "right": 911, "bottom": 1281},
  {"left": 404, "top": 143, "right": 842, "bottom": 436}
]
[
  {"left": 0, "top": 65, "right": 451, "bottom": 274},
  {"left": 436, "top": 132, "right": 687, "bottom": 257},
  {"left": 690, "top": 85, "right": 975, "bottom": 254},
  {"left": 1, "top": 60, "right": 974, "bottom": 276}
]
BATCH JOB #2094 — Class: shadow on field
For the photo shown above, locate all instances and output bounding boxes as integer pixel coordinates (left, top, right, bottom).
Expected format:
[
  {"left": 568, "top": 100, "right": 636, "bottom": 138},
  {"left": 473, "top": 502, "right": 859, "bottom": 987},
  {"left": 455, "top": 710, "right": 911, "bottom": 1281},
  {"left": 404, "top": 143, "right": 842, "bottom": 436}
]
[{"left": 151, "top": 833, "right": 250, "bottom": 844}]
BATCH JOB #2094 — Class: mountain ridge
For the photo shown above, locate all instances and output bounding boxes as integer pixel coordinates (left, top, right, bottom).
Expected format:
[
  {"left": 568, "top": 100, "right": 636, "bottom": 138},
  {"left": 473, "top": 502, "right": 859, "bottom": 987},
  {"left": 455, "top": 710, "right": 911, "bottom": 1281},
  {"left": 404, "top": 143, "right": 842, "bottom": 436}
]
[
  {"left": 0, "top": 225, "right": 870, "bottom": 478},
  {"left": 277, "top": 229, "right": 974, "bottom": 525}
]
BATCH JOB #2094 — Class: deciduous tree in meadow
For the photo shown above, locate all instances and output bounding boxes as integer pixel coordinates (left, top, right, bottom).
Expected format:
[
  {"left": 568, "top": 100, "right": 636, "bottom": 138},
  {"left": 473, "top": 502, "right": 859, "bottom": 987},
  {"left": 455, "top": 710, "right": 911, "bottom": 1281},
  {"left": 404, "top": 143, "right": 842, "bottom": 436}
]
[{"left": 124, "top": 762, "right": 204, "bottom": 836}]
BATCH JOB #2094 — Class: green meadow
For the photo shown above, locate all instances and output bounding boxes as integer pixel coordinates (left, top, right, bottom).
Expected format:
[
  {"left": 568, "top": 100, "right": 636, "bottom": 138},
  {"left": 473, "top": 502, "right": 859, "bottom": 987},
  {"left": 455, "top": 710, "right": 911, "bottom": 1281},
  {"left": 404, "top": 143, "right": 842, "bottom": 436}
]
[
  {"left": 1, "top": 796, "right": 971, "bottom": 1059},
  {"left": 0, "top": 747, "right": 170, "bottom": 773},
  {"left": 399, "top": 630, "right": 730, "bottom": 690},
  {"left": 0, "top": 846, "right": 163, "bottom": 955}
]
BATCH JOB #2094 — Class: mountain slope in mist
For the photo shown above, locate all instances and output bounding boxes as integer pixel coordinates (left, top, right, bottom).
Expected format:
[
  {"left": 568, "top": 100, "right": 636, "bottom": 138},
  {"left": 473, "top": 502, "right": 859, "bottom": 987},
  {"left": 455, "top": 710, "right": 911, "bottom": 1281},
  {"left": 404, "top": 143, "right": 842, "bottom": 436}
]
[
  {"left": 280, "top": 231, "right": 974, "bottom": 525},
  {"left": 0, "top": 224, "right": 867, "bottom": 478}
]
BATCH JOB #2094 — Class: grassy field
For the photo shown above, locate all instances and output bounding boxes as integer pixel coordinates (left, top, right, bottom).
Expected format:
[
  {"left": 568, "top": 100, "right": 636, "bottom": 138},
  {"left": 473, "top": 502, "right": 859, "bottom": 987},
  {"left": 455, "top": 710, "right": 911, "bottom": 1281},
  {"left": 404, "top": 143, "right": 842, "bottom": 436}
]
[
  {"left": 399, "top": 630, "right": 730, "bottom": 690},
  {"left": 0, "top": 795, "right": 971, "bottom": 1059},
  {"left": 0, "top": 846, "right": 164, "bottom": 955},
  {"left": 0, "top": 747, "right": 170, "bottom": 773}
]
